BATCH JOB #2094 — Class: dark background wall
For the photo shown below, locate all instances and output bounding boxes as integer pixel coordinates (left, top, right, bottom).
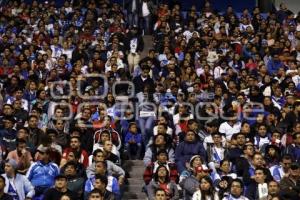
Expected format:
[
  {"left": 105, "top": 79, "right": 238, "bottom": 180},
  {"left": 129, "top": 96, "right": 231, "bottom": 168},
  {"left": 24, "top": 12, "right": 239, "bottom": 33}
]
[{"left": 22, "top": 0, "right": 257, "bottom": 12}]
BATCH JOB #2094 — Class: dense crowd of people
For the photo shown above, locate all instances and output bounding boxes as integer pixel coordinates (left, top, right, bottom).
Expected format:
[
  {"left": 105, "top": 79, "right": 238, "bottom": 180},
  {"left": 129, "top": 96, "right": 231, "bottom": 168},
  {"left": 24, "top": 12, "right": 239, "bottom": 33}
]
[{"left": 0, "top": 0, "right": 300, "bottom": 200}]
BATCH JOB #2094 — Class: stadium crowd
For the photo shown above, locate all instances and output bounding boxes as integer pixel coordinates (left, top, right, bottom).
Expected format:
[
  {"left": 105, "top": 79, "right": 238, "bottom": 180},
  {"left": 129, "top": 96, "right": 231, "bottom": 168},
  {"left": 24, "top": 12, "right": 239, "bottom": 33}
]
[{"left": 0, "top": 0, "right": 300, "bottom": 200}]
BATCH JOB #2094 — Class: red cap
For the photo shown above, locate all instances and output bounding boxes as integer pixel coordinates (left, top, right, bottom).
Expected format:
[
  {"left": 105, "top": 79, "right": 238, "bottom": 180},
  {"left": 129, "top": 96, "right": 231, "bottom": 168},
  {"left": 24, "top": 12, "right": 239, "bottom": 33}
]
[{"left": 194, "top": 165, "right": 212, "bottom": 173}]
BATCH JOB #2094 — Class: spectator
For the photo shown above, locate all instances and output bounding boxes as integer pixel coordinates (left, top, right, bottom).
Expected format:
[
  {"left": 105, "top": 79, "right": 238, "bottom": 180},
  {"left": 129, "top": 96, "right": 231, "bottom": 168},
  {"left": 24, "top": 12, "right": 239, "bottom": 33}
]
[
  {"left": 182, "top": 165, "right": 212, "bottom": 200},
  {"left": 60, "top": 136, "right": 89, "bottom": 168},
  {"left": 2, "top": 159, "right": 35, "bottom": 200},
  {"left": 6, "top": 138, "right": 32, "bottom": 174},
  {"left": 43, "top": 174, "right": 77, "bottom": 200},
  {"left": 267, "top": 180, "right": 280, "bottom": 200},
  {"left": 222, "top": 178, "right": 249, "bottom": 200},
  {"left": 146, "top": 165, "right": 179, "bottom": 200},
  {"left": 0, "top": 175, "right": 13, "bottom": 200},
  {"left": 144, "top": 149, "right": 178, "bottom": 185},
  {"left": 279, "top": 162, "right": 300, "bottom": 200},
  {"left": 93, "top": 174, "right": 115, "bottom": 200},
  {"left": 144, "top": 134, "right": 175, "bottom": 166},
  {"left": 245, "top": 167, "right": 271, "bottom": 200},
  {"left": 124, "top": 122, "right": 142, "bottom": 159},
  {"left": 86, "top": 149, "right": 125, "bottom": 184},
  {"left": 192, "top": 176, "right": 219, "bottom": 200},
  {"left": 269, "top": 154, "right": 292, "bottom": 182},
  {"left": 84, "top": 161, "right": 120, "bottom": 199},
  {"left": 26, "top": 144, "right": 59, "bottom": 198},
  {"left": 175, "top": 130, "right": 206, "bottom": 173}
]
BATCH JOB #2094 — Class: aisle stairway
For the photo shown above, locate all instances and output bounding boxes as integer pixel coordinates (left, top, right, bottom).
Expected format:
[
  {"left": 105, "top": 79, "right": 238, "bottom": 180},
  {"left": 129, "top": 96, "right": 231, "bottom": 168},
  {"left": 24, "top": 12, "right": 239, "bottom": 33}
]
[
  {"left": 121, "top": 35, "right": 153, "bottom": 200},
  {"left": 123, "top": 160, "right": 147, "bottom": 199}
]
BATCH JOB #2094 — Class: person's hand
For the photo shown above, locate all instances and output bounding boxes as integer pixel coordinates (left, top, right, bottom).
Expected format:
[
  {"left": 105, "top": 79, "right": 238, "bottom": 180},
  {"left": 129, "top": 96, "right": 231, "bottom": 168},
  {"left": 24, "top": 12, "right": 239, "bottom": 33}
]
[
  {"left": 118, "top": 176, "right": 125, "bottom": 186},
  {"left": 21, "top": 149, "right": 27, "bottom": 155}
]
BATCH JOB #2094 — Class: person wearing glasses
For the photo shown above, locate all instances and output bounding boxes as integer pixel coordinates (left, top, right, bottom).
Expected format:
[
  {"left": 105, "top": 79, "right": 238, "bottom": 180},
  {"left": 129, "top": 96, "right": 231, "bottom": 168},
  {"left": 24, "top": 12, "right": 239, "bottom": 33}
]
[{"left": 222, "top": 178, "right": 249, "bottom": 200}]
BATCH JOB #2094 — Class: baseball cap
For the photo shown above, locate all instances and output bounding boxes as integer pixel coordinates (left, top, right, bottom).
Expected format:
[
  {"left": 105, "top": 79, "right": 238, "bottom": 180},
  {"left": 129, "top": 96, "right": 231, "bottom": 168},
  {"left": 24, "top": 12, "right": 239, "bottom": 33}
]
[{"left": 195, "top": 165, "right": 212, "bottom": 173}]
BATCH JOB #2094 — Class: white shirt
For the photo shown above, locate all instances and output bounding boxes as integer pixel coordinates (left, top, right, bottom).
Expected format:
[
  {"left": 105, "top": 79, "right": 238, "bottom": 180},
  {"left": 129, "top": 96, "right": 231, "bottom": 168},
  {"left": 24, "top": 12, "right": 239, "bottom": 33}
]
[
  {"left": 219, "top": 121, "right": 241, "bottom": 140},
  {"left": 142, "top": 2, "right": 150, "bottom": 17}
]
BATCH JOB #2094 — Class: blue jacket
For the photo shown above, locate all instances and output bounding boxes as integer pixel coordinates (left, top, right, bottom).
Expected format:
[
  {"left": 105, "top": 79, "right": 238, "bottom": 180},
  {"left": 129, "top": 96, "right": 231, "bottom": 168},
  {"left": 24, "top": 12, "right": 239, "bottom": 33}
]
[
  {"left": 26, "top": 161, "right": 59, "bottom": 188},
  {"left": 175, "top": 140, "right": 207, "bottom": 173},
  {"left": 84, "top": 174, "right": 119, "bottom": 195},
  {"left": 267, "top": 60, "right": 283, "bottom": 74},
  {"left": 124, "top": 131, "right": 142, "bottom": 144},
  {"left": 286, "top": 144, "right": 300, "bottom": 162}
]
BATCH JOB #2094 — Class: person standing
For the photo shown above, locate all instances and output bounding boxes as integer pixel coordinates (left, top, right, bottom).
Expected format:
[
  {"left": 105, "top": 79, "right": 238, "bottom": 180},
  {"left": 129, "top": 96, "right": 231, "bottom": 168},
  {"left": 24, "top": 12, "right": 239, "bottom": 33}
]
[
  {"left": 140, "top": 0, "right": 156, "bottom": 35},
  {"left": 125, "top": 0, "right": 140, "bottom": 28}
]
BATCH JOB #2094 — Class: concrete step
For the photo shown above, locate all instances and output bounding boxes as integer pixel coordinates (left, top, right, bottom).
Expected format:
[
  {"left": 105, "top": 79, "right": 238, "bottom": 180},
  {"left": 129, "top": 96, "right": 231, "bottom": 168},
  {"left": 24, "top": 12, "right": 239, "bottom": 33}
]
[
  {"left": 127, "top": 178, "right": 144, "bottom": 185},
  {"left": 124, "top": 183, "right": 144, "bottom": 191},
  {"left": 128, "top": 166, "right": 145, "bottom": 178},
  {"left": 123, "top": 192, "right": 147, "bottom": 199}
]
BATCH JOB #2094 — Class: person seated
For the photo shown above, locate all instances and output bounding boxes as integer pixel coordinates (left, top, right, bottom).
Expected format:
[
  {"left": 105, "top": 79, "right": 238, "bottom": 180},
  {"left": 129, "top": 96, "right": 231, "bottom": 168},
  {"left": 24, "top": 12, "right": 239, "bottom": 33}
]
[
  {"left": 63, "top": 161, "right": 86, "bottom": 199},
  {"left": 215, "top": 159, "right": 237, "bottom": 182},
  {"left": 144, "top": 134, "right": 175, "bottom": 167},
  {"left": 84, "top": 161, "right": 120, "bottom": 199},
  {"left": 146, "top": 165, "right": 179, "bottom": 200},
  {"left": 222, "top": 178, "right": 249, "bottom": 200},
  {"left": 60, "top": 150, "right": 86, "bottom": 180},
  {"left": 6, "top": 138, "right": 32, "bottom": 174},
  {"left": 26, "top": 145, "right": 59, "bottom": 198},
  {"left": 245, "top": 167, "right": 272, "bottom": 200},
  {"left": 92, "top": 129, "right": 120, "bottom": 158},
  {"left": 93, "top": 115, "right": 121, "bottom": 150},
  {"left": 207, "top": 132, "right": 228, "bottom": 170},
  {"left": 124, "top": 122, "right": 142, "bottom": 160},
  {"left": 181, "top": 165, "right": 212, "bottom": 200},
  {"left": 86, "top": 149, "right": 125, "bottom": 185},
  {"left": 60, "top": 136, "right": 89, "bottom": 168},
  {"left": 43, "top": 174, "right": 77, "bottom": 200},
  {"left": 269, "top": 154, "right": 292, "bottom": 182},
  {"left": 93, "top": 174, "right": 115, "bottom": 200},
  {"left": 175, "top": 130, "right": 207, "bottom": 173},
  {"left": 192, "top": 176, "right": 220, "bottom": 200},
  {"left": 144, "top": 150, "right": 178, "bottom": 185}
]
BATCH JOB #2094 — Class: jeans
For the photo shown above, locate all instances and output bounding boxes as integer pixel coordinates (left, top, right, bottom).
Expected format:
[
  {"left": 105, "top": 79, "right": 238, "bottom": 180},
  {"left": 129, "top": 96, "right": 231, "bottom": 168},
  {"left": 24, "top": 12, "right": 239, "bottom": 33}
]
[
  {"left": 138, "top": 116, "right": 155, "bottom": 146},
  {"left": 125, "top": 143, "right": 142, "bottom": 159},
  {"left": 128, "top": 12, "right": 139, "bottom": 28},
  {"left": 141, "top": 15, "right": 152, "bottom": 35}
]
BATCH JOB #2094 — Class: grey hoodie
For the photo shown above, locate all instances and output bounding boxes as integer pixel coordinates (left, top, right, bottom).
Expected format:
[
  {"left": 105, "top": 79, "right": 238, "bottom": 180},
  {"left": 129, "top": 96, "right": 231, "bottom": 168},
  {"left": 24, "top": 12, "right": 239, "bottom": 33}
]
[{"left": 86, "top": 160, "right": 125, "bottom": 178}]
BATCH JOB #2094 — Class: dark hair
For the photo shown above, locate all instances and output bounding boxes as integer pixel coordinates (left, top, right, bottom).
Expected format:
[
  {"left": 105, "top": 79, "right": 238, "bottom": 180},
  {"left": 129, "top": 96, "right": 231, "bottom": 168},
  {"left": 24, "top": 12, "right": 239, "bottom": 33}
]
[
  {"left": 95, "top": 161, "right": 107, "bottom": 169},
  {"left": 255, "top": 167, "right": 267, "bottom": 175},
  {"left": 199, "top": 176, "right": 215, "bottom": 197},
  {"left": 153, "top": 165, "right": 170, "bottom": 183},
  {"left": 16, "top": 138, "right": 27, "bottom": 146},
  {"left": 156, "top": 149, "right": 168, "bottom": 158},
  {"left": 95, "top": 174, "right": 108, "bottom": 186},
  {"left": 230, "top": 178, "right": 244, "bottom": 192},
  {"left": 293, "top": 132, "right": 300, "bottom": 140},
  {"left": 88, "top": 189, "right": 102, "bottom": 199},
  {"left": 93, "top": 149, "right": 104, "bottom": 157},
  {"left": 281, "top": 154, "right": 293, "bottom": 161},
  {"left": 155, "top": 188, "right": 166, "bottom": 195},
  {"left": 28, "top": 115, "right": 38, "bottom": 121},
  {"left": 17, "top": 127, "right": 29, "bottom": 133},
  {"left": 0, "top": 176, "right": 5, "bottom": 183}
]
